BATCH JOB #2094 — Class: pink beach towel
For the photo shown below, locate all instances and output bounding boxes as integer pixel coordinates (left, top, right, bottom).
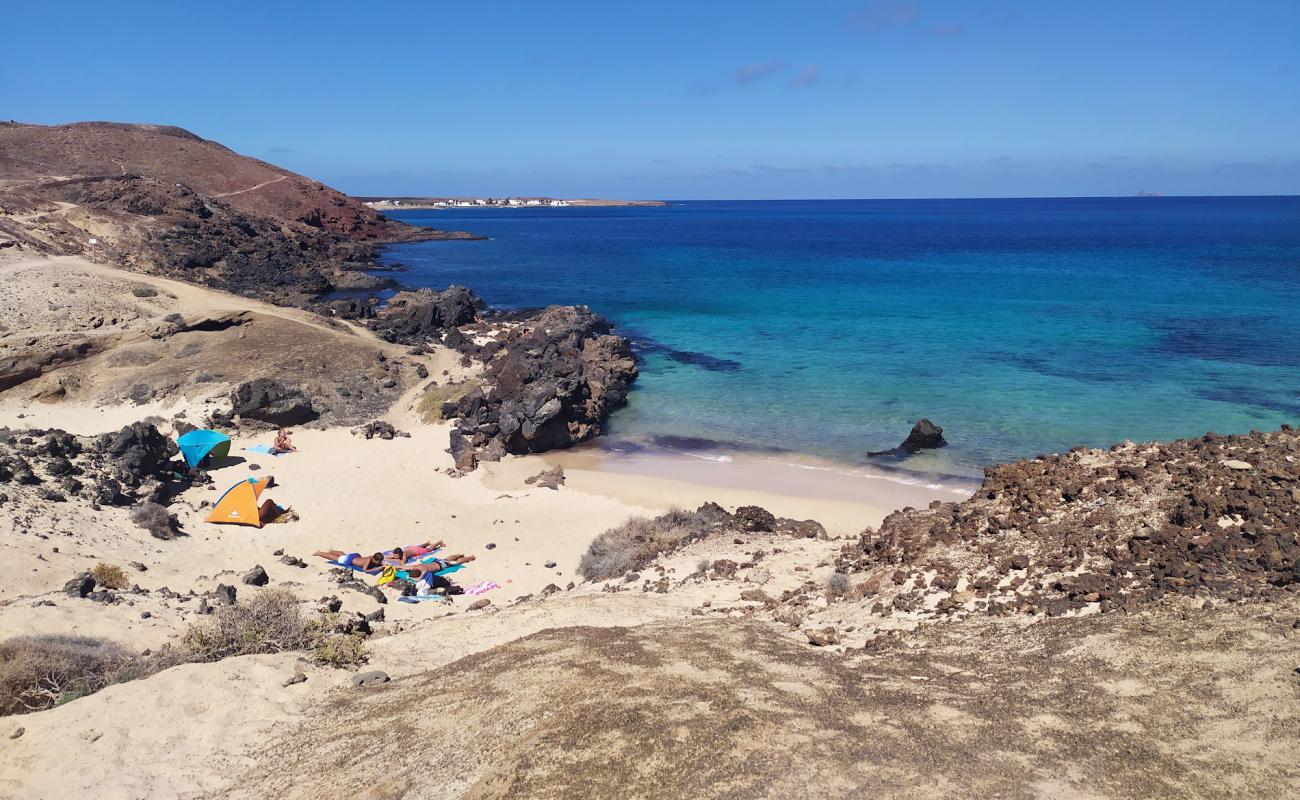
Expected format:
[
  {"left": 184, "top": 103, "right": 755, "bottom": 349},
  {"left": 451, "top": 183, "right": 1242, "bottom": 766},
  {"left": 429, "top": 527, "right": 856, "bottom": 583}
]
[{"left": 463, "top": 581, "right": 500, "bottom": 596}]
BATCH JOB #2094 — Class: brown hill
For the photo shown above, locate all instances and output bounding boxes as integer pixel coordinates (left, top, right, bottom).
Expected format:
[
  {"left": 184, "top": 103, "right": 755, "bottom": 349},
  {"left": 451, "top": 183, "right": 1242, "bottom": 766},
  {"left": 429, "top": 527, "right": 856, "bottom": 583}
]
[
  {"left": 0, "top": 121, "right": 480, "bottom": 302},
  {"left": 1, "top": 121, "right": 405, "bottom": 240}
]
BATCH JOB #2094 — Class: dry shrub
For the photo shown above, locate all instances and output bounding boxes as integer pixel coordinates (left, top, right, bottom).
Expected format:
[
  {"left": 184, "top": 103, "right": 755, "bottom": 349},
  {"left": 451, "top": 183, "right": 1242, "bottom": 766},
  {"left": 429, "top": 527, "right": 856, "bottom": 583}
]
[
  {"left": 184, "top": 588, "right": 367, "bottom": 667},
  {"left": 0, "top": 635, "right": 141, "bottom": 716},
  {"left": 826, "top": 572, "right": 851, "bottom": 602},
  {"left": 131, "top": 502, "right": 178, "bottom": 539},
  {"left": 130, "top": 285, "right": 158, "bottom": 298},
  {"left": 89, "top": 563, "right": 129, "bottom": 590},
  {"left": 578, "top": 508, "right": 718, "bottom": 581},
  {"left": 313, "top": 632, "right": 369, "bottom": 669}
]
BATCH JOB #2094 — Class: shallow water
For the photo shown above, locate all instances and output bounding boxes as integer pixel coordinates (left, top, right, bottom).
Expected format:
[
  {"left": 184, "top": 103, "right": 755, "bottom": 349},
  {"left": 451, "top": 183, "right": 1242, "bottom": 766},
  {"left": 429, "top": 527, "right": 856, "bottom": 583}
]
[{"left": 382, "top": 197, "right": 1300, "bottom": 477}]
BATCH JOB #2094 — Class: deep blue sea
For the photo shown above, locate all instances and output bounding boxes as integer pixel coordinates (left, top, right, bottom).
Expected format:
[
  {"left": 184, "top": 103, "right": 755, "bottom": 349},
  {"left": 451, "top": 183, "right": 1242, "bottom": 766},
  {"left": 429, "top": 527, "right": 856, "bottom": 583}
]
[{"left": 381, "top": 198, "right": 1300, "bottom": 477}]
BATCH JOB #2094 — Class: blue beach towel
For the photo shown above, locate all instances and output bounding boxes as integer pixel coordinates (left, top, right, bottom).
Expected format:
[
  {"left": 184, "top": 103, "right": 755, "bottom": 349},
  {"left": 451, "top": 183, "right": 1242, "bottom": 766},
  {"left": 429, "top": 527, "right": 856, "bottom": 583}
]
[
  {"left": 243, "top": 445, "right": 280, "bottom": 456},
  {"left": 326, "top": 560, "right": 465, "bottom": 579},
  {"left": 398, "top": 595, "right": 448, "bottom": 604}
]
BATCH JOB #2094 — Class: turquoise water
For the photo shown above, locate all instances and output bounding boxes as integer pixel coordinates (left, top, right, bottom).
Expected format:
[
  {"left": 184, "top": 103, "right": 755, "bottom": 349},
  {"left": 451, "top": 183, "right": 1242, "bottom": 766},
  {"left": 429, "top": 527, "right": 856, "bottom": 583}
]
[{"left": 382, "top": 198, "right": 1300, "bottom": 477}]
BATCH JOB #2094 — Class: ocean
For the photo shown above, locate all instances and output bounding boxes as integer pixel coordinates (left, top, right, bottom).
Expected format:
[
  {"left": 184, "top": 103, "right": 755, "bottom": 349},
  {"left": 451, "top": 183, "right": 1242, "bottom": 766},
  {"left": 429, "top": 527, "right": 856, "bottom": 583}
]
[{"left": 379, "top": 197, "right": 1300, "bottom": 479}]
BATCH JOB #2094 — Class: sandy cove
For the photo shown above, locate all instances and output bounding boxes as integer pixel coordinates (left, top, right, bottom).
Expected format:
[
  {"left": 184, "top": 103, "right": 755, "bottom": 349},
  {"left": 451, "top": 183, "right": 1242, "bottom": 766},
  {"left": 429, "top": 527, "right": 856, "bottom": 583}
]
[{"left": 0, "top": 252, "right": 941, "bottom": 676}]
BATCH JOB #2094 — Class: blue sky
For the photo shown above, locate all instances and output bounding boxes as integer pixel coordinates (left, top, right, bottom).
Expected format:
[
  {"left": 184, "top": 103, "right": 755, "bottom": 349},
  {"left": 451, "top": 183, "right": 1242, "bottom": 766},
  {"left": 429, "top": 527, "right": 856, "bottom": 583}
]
[{"left": 4, "top": 1, "right": 1299, "bottom": 199}]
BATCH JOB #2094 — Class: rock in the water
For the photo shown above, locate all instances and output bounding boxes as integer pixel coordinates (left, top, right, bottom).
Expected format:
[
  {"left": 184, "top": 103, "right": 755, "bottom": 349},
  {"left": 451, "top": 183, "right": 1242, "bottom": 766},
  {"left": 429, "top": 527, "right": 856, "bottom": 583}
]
[
  {"left": 242, "top": 565, "right": 269, "bottom": 586},
  {"left": 350, "top": 670, "right": 390, "bottom": 688},
  {"left": 63, "top": 572, "right": 96, "bottom": 598},
  {"left": 901, "top": 419, "right": 946, "bottom": 452},
  {"left": 216, "top": 584, "right": 237, "bottom": 605},
  {"left": 229, "top": 379, "right": 319, "bottom": 426}
]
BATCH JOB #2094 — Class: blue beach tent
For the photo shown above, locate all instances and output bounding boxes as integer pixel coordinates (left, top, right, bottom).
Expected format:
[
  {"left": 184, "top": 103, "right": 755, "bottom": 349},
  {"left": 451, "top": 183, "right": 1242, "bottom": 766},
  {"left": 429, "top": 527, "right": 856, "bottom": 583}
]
[{"left": 177, "top": 429, "right": 232, "bottom": 469}]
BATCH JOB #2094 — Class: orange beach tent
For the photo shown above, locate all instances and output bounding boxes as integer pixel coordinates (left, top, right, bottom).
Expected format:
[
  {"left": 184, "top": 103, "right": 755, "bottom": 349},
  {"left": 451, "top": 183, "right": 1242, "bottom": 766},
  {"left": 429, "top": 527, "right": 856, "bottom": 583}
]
[{"left": 207, "top": 476, "right": 276, "bottom": 527}]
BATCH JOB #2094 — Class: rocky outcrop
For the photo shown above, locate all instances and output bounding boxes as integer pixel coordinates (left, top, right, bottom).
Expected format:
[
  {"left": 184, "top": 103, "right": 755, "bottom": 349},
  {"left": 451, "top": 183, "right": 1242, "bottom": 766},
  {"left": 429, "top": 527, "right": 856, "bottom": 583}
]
[
  {"left": 442, "top": 306, "right": 637, "bottom": 468},
  {"left": 0, "top": 423, "right": 181, "bottom": 508},
  {"left": 839, "top": 424, "right": 1300, "bottom": 616},
  {"left": 228, "top": 379, "right": 320, "bottom": 427},
  {"left": 372, "top": 287, "right": 484, "bottom": 343}
]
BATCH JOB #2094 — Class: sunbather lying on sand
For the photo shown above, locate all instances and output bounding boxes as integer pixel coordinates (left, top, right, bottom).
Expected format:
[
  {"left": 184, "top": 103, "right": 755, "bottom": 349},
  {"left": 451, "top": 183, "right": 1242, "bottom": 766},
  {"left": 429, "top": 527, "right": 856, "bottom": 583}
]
[
  {"left": 393, "top": 554, "right": 476, "bottom": 577},
  {"left": 385, "top": 541, "right": 446, "bottom": 563},
  {"left": 313, "top": 550, "right": 386, "bottom": 572}
]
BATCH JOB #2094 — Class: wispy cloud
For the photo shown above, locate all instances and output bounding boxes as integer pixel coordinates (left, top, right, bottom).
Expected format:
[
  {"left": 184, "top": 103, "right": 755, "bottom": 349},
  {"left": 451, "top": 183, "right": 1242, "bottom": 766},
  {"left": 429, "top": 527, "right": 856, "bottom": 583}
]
[
  {"left": 733, "top": 60, "right": 789, "bottom": 85},
  {"left": 842, "top": 1, "right": 963, "bottom": 38},
  {"left": 843, "top": 0, "right": 920, "bottom": 33},
  {"left": 789, "top": 65, "right": 822, "bottom": 88}
]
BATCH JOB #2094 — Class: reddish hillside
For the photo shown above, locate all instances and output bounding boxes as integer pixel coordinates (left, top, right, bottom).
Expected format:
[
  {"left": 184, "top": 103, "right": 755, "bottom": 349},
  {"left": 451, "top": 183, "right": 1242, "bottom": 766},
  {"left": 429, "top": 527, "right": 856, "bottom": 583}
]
[{"left": 0, "top": 121, "right": 409, "bottom": 240}]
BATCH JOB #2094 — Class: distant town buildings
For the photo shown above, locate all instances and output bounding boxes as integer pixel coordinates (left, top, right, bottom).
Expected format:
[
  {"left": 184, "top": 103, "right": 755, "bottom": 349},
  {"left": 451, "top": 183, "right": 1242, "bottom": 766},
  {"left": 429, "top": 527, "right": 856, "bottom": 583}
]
[{"left": 365, "top": 197, "right": 571, "bottom": 209}]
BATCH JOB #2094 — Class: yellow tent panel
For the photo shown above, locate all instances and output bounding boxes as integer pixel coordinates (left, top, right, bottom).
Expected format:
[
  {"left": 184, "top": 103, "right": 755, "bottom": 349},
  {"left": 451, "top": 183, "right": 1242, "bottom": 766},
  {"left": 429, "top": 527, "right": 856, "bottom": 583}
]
[{"left": 207, "top": 476, "right": 274, "bottom": 527}]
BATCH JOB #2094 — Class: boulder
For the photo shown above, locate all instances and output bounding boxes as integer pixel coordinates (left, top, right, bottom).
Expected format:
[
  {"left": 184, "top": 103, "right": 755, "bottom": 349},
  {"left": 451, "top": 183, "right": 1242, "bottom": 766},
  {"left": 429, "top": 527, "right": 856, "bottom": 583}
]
[
  {"left": 242, "top": 565, "right": 270, "bottom": 586},
  {"left": 229, "top": 379, "right": 319, "bottom": 426},
  {"left": 350, "top": 670, "right": 391, "bottom": 688},
  {"left": 901, "top": 419, "right": 946, "bottom": 452},
  {"left": 97, "top": 422, "right": 177, "bottom": 484},
  {"left": 524, "top": 465, "right": 565, "bottom": 490},
  {"left": 216, "top": 584, "right": 237, "bottom": 605},
  {"left": 734, "top": 506, "right": 776, "bottom": 532},
  {"left": 373, "top": 286, "right": 484, "bottom": 342},
  {"left": 63, "top": 572, "right": 96, "bottom": 598}
]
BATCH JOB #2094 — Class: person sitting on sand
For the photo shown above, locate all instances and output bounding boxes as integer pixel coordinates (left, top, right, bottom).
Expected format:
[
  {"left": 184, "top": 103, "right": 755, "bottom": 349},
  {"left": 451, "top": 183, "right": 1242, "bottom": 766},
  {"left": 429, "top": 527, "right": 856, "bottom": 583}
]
[
  {"left": 273, "top": 429, "right": 297, "bottom": 454},
  {"left": 313, "top": 550, "right": 386, "bottom": 572}
]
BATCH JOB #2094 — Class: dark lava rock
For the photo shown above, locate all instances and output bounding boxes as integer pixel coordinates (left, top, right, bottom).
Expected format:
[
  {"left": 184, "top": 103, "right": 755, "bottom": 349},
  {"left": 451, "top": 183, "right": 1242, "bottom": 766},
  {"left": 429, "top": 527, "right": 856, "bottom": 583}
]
[
  {"left": 734, "top": 505, "right": 777, "bottom": 532},
  {"left": 350, "top": 670, "right": 391, "bottom": 688},
  {"left": 63, "top": 572, "right": 95, "bottom": 598},
  {"left": 229, "top": 379, "right": 319, "bottom": 426},
  {"left": 902, "top": 419, "right": 946, "bottom": 452},
  {"left": 355, "top": 420, "right": 405, "bottom": 440},
  {"left": 242, "top": 565, "right": 270, "bottom": 586},
  {"left": 373, "top": 287, "right": 484, "bottom": 342},
  {"left": 216, "top": 584, "right": 237, "bottom": 605},
  {"left": 444, "top": 305, "right": 637, "bottom": 468},
  {"left": 97, "top": 421, "right": 178, "bottom": 484},
  {"left": 282, "top": 672, "right": 308, "bottom": 687}
]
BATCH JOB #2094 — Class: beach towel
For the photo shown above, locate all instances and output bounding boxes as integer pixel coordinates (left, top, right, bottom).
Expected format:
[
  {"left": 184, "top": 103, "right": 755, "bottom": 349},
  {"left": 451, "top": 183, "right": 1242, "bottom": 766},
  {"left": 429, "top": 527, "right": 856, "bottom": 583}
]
[
  {"left": 325, "top": 560, "right": 380, "bottom": 575},
  {"left": 399, "top": 595, "right": 447, "bottom": 603},
  {"left": 243, "top": 444, "right": 281, "bottom": 456},
  {"left": 462, "top": 581, "right": 500, "bottom": 596}
]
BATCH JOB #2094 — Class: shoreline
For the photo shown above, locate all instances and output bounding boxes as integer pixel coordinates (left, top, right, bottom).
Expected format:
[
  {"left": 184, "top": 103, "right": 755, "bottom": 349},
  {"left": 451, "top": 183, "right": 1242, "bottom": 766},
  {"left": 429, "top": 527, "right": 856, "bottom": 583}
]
[{"left": 363, "top": 197, "right": 668, "bottom": 211}]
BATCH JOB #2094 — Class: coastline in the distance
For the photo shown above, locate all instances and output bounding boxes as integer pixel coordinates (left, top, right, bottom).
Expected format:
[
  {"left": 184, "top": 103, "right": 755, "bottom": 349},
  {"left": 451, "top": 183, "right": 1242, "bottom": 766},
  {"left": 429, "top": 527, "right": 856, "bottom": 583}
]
[{"left": 360, "top": 195, "right": 668, "bottom": 210}]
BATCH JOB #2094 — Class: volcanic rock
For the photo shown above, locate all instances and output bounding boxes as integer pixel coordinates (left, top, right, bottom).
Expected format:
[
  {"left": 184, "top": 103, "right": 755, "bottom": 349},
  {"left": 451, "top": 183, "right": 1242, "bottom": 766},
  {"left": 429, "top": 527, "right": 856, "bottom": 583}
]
[{"left": 229, "top": 379, "right": 319, "bottom": 426}]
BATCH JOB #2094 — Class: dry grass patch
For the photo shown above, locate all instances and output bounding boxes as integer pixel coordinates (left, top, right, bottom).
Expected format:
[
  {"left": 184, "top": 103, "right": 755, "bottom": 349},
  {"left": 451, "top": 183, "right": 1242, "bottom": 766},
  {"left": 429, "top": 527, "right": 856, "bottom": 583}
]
[
  {"left": 0, "top": 635, "right": 179, "bottom": 716},
  {"left": 416, "top": 381, "right": 476, "bottom": 423}
]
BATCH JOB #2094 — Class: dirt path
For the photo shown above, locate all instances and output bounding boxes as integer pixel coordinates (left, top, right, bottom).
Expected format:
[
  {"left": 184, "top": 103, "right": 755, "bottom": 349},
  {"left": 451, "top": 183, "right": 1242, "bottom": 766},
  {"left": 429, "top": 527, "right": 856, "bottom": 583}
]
[{"left": 212, "top": 174, "right": 287, "bottom": 198}]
